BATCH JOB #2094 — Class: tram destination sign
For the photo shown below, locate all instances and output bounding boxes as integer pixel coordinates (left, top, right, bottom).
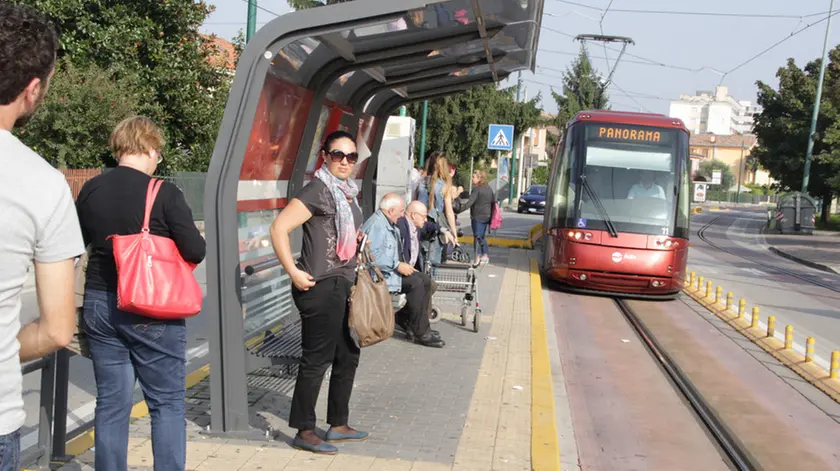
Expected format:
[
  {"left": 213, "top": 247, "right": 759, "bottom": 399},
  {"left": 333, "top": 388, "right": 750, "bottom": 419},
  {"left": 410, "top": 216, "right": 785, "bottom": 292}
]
[{"left": 587, "top": 124, "right": 673, "bottom": 145}]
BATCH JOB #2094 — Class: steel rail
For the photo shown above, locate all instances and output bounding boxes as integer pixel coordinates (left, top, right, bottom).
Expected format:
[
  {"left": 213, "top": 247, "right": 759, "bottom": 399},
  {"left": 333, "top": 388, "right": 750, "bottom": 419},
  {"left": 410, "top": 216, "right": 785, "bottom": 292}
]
[{"left": 614, "top": 299, "right": 761, "bottom": 471}]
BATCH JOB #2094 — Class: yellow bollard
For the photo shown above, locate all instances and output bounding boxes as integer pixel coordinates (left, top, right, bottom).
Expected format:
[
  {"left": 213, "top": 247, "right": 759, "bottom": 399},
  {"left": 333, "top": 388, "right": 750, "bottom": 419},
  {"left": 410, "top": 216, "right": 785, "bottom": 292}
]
[
  {"left": 806, "top": 337, "right": 815, "bottom": 362},
  {"left": 715, "top": 286, "right": 723, "bottom": 304},
  {"left": 751, "top": 307, "right": 759, "bottom": 328},
  {"left": 738, "top": 299, "right": 746, "bottom": 319},
  {"left": 767, "top": 315, "right": 776, "bottom": 338},
  {"left": 705, "top": 281, "right": 713, "bottom": 298},
  {"left": 784, "top": 325, "right": 793, "bottom": 349},
  {"left": 690, "top": 272, "right": 696, "bottom": 288},
  {"left": 831, "top": 351, "right": 840, "bottom": 379},
  {"left": 726, "top": 292, "right": 733, "bottom": 311},
  {"left": 697, "top": 275, "right": 704, "bottom": 291}
]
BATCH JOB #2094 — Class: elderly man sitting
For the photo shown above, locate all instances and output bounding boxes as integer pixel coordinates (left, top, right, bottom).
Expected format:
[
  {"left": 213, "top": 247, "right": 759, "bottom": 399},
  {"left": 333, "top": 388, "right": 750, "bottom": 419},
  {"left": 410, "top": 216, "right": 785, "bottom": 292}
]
[{"left": 362, "top": 194, "right": 445, "bottom": 348}]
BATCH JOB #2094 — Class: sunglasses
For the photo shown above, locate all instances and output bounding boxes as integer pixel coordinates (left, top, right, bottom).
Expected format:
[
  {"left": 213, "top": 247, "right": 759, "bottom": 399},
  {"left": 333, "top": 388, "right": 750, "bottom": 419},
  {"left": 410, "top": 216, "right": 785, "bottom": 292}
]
[{"left": 325, "top": 149, "right": 359, "bottom": 164}]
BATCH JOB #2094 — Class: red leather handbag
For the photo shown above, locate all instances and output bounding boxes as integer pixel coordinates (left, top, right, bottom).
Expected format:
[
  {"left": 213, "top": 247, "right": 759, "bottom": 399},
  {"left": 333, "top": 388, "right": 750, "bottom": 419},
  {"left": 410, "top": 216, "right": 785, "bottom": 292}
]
[{"left": 108, "top": 179, "right": 202, "bottom": 319}]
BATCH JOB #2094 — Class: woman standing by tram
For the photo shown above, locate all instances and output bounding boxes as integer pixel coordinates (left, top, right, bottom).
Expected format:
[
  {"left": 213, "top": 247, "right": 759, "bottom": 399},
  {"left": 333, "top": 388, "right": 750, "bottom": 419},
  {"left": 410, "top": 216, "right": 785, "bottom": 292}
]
[{"left": 269, "top": 130, "right": 367, "bottom": 455}]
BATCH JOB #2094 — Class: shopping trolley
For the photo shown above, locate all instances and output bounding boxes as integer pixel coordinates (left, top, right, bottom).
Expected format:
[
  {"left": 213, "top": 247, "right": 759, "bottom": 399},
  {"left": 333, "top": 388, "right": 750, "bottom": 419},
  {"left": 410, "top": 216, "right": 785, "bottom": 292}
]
[{"left": 425, "top": 246, "right": 485, "bottom": 333}]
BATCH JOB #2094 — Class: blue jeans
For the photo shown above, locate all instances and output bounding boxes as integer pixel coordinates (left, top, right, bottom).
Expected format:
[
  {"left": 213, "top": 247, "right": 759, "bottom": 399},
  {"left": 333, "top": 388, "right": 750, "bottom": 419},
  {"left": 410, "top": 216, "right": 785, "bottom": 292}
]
[
  {"left": 0, "top": 430, "right": 19, "bottom": 471},
  {"left": 83, "top": 289, "right": 187, "bottom": 471},
  {"left": 472, "top": 219, "right": 490, "bottom": 257}
]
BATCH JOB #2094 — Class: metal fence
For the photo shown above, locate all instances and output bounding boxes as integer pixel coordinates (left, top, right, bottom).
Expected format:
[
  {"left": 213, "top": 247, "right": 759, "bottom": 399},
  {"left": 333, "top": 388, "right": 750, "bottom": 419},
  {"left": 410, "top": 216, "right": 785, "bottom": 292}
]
[
  {"left": 159, "top": 172, "right": 207, "bottom": 221},
  {"left": 21, "top": 349, "right": 78, "bottom": 470},
  {"left": 61, "top": 169, "right": 207, "bottom": 221}
]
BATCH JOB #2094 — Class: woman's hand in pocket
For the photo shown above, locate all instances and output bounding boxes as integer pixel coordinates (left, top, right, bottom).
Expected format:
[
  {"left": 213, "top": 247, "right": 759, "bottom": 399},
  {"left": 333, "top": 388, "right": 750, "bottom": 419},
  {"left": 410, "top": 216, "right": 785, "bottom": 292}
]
[{"left": 291, "top": 269, "right": 316, "bottom": 291}]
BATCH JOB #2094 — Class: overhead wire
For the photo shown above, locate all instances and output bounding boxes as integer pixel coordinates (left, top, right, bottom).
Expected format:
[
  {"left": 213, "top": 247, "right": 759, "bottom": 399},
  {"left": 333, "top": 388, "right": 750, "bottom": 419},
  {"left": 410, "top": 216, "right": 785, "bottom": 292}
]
[
  {"left": 598, "top": 0, "right": 616, "bottom": 75},
  {"left": 550, "top": 0, "right": 829, "bottom": 20},
  {"left": 716, "top": 9, "right": 840, "bottom": 85}
]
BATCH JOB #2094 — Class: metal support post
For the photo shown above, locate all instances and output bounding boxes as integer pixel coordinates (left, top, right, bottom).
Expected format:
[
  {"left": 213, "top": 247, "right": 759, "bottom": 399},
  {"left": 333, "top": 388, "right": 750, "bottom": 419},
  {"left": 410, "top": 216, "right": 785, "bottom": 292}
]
[
  {"left": 399, "top": 106, "right": 406, "bottom": 117},
  {"left": 37, "top": 354, "right": 56, "bottom": 470},
  {"left": 736, "top": 143, "right": 744, "bottom": 204},
  {"left": 803, "top": 0, "right": 835, "bottom": 193},
  {"left": 508, "top": 71, "right": 522, "bottom": 203},
  {"left": 52, "top": 349, "right": 72, "bottom": 460},
  {"left": 246, "top": 0, "right": 257, "bottom": 43},
  {"left": 468, "top": 154, "right": 475, "bottom": 194},
  {"left": 419, "top": 100, "right": 428, "bottom": 167}
]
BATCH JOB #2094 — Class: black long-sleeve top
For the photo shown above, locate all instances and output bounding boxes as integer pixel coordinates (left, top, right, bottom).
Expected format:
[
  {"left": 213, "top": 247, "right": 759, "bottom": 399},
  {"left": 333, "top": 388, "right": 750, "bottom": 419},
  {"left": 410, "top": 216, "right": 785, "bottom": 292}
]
[
  {"left": 76, "top": 166, "right": 206, "bottom": 293},
  {"left": 454, "top": 185, "right": 494, "bottom": 223}
]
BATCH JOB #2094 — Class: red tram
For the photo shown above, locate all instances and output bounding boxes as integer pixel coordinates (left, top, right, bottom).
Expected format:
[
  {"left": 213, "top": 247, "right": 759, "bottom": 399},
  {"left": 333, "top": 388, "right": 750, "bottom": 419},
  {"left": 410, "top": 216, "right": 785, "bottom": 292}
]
[{"left": 541, "top": 110, "right": 691, "bottom": 298}]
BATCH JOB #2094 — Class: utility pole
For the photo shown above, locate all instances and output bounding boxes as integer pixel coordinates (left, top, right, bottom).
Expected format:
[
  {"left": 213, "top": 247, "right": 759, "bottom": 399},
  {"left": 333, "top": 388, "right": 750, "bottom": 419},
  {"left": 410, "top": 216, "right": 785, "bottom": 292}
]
[
  {"left": 508, "top": 71, "right": 522, "bottom": 203},
  {"left": 803, "top": 0, "right": 835, "bottom": 194},
  {"left": 736, "top": 143, "right": 744, "bottom": 204},
  {"left": 246, "top": 0, "right": 257, "bottom": 42},
  {"left": 419, "top": 100, "right": 428, "bottom": 167}
]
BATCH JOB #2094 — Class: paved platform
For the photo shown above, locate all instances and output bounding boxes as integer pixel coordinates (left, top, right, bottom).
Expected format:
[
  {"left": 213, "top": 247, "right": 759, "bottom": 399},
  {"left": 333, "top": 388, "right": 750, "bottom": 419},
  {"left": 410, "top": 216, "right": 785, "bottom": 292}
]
[
  {"left": 764, "top": 230, "right": 840, "bottom": 273},
  {"left": 56, "top": 248, "right": 560, "bottom": 471}
]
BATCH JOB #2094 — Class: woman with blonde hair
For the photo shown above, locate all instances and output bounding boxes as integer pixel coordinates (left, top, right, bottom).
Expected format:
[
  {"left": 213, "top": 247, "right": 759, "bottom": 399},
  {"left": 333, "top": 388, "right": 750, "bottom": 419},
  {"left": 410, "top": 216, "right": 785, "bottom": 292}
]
[
  {"left": 454, "top": 169, "right": 494, "bottom": 263},
  {"left": 420, "top": 155, "right": 458, "bottom": 264},
  {"left": 76, "top": 116, "right": 206, "bottom": 470}
]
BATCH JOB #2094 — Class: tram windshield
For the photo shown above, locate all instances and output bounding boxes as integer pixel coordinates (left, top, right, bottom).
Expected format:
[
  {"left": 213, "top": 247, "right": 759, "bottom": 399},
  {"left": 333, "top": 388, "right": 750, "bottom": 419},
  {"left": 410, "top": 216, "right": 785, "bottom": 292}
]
[{"left": 549, "top": 123, "right": 690, "bottom": 238}]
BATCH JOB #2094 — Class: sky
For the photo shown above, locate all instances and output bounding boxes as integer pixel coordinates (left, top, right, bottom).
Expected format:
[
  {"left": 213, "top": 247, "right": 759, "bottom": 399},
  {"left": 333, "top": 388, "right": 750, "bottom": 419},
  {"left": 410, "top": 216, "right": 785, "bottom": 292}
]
[{"left": 200, "top": 0, "right": 840, "bottom": 116}]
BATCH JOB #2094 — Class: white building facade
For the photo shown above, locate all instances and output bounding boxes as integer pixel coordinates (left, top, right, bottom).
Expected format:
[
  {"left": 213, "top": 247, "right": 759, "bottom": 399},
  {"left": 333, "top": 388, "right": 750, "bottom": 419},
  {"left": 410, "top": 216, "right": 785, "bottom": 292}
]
[{"left": 669, "top": 86, "right": 762, "bottom": 135}]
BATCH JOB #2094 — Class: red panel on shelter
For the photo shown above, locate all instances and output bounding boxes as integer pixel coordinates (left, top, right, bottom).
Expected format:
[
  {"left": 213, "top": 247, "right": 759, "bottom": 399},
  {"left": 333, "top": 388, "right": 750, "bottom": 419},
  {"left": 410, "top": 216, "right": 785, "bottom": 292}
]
[{"left": 239, "top": 75, "right": 313, "bottom": 182}]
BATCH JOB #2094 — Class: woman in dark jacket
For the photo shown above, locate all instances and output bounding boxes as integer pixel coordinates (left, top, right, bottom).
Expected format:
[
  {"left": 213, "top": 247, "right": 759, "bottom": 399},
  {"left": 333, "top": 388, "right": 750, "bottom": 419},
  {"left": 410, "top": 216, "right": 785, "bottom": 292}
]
[
  {"left": 455, "top": 170, "right": 495, "bottom": 263},
  {"left": 76, "top": 116, "right": 206, "bottom": 471},
  {"left": 269, "top": 130, "right": 366, "bottom": 455}
]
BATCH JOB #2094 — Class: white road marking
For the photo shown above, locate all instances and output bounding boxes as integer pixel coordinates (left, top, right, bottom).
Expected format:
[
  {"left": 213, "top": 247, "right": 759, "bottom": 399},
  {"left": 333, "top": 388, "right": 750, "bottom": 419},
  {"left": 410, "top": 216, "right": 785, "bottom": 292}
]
[{"left": 740, "top": 268, "right": 767, "bottom": 277}]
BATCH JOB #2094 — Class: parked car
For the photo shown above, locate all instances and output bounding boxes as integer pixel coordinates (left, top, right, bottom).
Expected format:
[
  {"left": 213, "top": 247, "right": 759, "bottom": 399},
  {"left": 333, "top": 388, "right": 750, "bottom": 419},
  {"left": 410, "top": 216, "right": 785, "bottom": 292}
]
[{"left": 517, "top": 184, "right": 546, "bottom": 214}]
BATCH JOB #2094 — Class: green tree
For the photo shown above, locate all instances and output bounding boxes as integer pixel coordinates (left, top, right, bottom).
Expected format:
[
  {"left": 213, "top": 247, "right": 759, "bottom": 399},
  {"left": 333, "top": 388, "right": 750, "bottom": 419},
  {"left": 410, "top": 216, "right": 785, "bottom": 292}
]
[
  {"left": 405, "top": 84, "right": 543, "bottom": 176},
  {"left": 697, "top": 159, "right": 735, "bottom": 201},
  {"left": 551, "top": 45, "right": 609, "bottom": 131},
  {"left": 15, "top": 59, "right": 149, "bottom": 169},
  {"left": 753, "top": 47, "right": 840, "bottom": 222},
  {"left": 531, "top": 166, "right": 549, "bottom": 185},
  {"left": 14, "top": 0, "right": 232, "bottom": 172}
]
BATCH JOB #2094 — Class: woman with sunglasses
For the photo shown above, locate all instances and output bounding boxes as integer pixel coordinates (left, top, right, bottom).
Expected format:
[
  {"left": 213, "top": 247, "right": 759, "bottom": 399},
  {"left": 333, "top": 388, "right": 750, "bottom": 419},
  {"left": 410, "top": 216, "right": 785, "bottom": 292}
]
[{"left": 270, "top": 130, "right": 366, "bottom": 455}]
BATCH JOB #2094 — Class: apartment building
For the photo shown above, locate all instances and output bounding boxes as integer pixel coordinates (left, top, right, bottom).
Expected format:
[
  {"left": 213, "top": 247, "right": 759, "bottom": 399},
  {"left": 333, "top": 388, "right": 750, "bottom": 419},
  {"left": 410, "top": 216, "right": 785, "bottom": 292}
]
[{"left": 669, "top": 85, "right": 762, "bottom": 135}]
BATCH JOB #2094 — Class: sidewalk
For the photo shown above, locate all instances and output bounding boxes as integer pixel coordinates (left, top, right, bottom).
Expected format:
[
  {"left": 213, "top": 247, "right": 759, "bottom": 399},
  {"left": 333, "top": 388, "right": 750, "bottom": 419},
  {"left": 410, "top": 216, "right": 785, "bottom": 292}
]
[
  {"left": 57, "top": 248, "right": 558, "bottom": 471},
  {"left": 765, "top": 230, "right": 840, "bottom": 274}
]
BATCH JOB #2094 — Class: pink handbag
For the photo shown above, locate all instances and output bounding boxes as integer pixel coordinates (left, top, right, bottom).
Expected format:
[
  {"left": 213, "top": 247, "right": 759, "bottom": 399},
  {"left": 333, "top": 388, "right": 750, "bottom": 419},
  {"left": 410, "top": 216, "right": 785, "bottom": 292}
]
[
  {"left": 490, "top": 201, "right": 503, "bottom": 230},
  {"left": 108, "top": 179, "right": 202, "bottom": 319}
]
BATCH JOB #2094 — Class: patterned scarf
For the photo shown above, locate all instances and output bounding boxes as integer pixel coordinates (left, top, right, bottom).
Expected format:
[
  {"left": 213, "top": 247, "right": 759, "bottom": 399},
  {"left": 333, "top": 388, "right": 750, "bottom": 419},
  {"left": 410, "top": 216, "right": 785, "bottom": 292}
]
[{"left": 315, "top": 166, "right": 360, "bottom": 261}]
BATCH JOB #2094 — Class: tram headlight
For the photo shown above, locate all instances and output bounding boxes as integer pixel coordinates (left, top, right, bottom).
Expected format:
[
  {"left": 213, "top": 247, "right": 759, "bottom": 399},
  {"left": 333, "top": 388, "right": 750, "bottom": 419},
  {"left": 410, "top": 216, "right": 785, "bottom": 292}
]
[
  {"left": 655, "top": 237, "right": 680, "bottom": 249},
  {"left": 566, "top": 230, "right": 593, "bottom": 241}
]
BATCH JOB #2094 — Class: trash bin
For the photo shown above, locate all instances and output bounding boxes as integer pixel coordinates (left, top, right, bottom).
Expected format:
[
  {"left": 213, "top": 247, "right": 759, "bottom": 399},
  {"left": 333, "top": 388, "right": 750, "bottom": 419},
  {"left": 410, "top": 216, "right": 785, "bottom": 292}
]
[{"left": 773, "top": 192, "right": 817, "bottom": 235}]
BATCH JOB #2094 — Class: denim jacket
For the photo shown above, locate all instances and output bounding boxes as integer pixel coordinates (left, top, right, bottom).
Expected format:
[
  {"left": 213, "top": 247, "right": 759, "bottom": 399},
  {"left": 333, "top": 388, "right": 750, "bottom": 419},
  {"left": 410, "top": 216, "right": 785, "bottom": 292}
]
[{"left": 361, "top": 210, "right": 403, "bottom": 292}]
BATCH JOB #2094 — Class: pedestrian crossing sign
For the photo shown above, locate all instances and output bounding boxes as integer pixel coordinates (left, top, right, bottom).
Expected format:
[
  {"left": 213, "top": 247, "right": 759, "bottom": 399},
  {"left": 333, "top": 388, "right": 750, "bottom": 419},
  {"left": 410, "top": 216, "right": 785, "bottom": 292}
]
[{"left": 487, "top": 124, "right": 514, "bottom": 151}]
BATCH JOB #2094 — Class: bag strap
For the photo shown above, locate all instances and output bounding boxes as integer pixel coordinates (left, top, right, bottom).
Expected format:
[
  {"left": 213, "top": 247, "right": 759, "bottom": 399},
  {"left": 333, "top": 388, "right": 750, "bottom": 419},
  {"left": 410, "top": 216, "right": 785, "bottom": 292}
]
[
  {"left": 363, "top": 243, "right": 388, "bottom": 283},
  {"left": 142, "top": 179, "right": 164, "bottom": 232}
]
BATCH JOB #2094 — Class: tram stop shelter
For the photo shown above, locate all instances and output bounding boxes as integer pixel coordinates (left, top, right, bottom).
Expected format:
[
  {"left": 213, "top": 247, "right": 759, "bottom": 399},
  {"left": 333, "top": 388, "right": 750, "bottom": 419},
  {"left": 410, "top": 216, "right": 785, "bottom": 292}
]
[{"left": 202, "top": 0, "right": 544, "bottom": 435}]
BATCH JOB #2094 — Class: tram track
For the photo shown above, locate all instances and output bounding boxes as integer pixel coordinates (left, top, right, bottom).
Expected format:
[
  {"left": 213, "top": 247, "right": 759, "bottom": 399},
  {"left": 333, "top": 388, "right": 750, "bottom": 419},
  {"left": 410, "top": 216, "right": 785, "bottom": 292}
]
[
  {"left": 614, "top": 298, "right": 760, "bottom": 471},
  {"left": 696, "top": 216, "right": 840, "bottom": 294}
]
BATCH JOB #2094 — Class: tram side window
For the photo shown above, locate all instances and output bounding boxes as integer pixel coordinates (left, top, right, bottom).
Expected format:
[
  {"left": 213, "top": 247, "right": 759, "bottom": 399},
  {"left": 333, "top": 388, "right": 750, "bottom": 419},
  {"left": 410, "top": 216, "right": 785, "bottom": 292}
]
[{"left": 547, "top": 136, "right": 575, "bottom": 228}]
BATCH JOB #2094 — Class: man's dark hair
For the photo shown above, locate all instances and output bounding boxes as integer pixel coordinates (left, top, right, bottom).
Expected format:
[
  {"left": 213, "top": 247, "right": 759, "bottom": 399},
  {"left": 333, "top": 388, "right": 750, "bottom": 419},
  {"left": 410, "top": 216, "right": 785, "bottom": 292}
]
[
  {"left": 0, "top": 3, "right": 58, "bottom": 105},
  {"left": 321, "top": 130, "right": 356, "bottom": 151}
]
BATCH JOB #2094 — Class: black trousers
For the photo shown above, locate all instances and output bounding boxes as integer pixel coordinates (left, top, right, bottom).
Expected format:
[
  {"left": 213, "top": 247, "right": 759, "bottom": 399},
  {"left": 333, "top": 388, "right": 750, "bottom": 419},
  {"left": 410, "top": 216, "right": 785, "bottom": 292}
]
[
  {"left": 396, "top": 272, "right": 432, "bottom": 337},
  {"left": 289, "top": 276, "right": 360, "bottom": 431}
]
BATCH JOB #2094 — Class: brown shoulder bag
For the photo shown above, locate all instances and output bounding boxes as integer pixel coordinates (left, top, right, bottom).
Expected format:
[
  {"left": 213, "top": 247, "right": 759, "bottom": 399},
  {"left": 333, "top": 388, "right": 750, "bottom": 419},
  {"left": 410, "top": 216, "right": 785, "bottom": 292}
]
[{"left": 348, "top": 235, "right": 395, "bottom": 348}]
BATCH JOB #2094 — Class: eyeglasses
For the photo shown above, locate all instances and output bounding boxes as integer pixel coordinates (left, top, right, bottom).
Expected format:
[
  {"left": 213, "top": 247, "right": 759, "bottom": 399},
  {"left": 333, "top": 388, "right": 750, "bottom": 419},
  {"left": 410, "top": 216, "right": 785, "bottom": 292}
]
[{"left": 325, "top": 149, "right": 359, "bottom": 164}]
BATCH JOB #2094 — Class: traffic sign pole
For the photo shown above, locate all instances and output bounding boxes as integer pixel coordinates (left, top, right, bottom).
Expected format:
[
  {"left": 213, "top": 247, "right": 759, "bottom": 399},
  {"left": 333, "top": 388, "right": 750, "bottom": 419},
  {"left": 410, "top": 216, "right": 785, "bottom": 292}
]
[{"left": 509, "top": 71, "right": 522, "bottom": 204}]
